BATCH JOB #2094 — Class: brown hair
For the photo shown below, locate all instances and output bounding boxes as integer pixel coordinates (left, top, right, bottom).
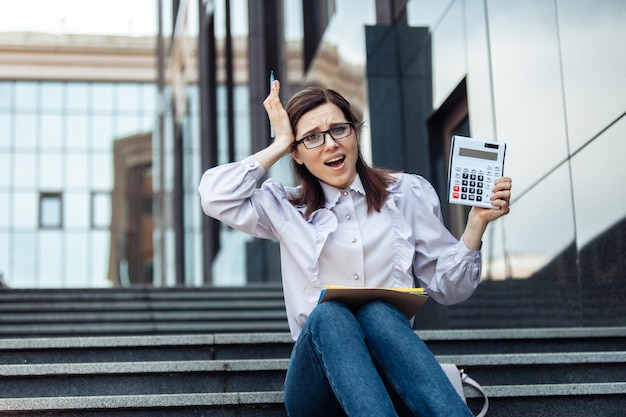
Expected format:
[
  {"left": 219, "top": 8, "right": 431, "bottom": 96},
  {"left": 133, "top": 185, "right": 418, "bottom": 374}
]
[{"left": 285, "top": 87, "right": 396, "bottom": 217}]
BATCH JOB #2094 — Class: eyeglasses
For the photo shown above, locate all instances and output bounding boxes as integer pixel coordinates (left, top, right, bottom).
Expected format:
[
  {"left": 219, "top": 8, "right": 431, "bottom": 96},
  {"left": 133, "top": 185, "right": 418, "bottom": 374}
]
[{"left": 293, "top": 122, "right": 354, "bottom": 150}]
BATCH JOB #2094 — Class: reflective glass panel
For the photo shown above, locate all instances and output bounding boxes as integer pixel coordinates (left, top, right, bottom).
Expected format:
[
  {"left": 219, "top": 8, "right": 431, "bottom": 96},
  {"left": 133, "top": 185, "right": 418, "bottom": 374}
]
[
  {"left": 0, "top": 113, "right": 11, "bottom": 147},
  {"left": 141, "top": 83, "right": 157, "bottom": 113},
  {"left": 13, "top": 153, "right": 37, "bottom": 188},
  {"left": 39, "top": 153, "right": 63, "bottom": 189},
  {"left": 38, "top": 231, "right": 63, "bottom": 287},
  {"left": 116, "top": 115, "right": 141, "bottom": 138},
  {"left": 118, "top": 83, "right": 140, "bottom": 112},
  {"left": 41, "top": 114, "right": 63, "bottom": 150},
  {"left": 67, "top": 82, "right": 89, "bottom": 111},
  {"left": 64, "top": 154, "right": 89, "bottom": 189},
  {"left": 90, "top": 154, "right": 113, "bottom": 190},
  {"left": 407, "top": 0, "right": 452, "bottom": 27},
  {"left": 487, "top": 0, "right": 569, "bottom": 195},
  {"left": 0, "top": 192, "right": 9, "bottom": 227},
  {"left": 464, "top": 0, "right": 496, "bottom": 139},
  {"left": 41, "top": 82, "right": 64, "bottom": 111},
  {"left": 0, "top": 232, "right": 8, "bottom": 284},
  {"left": 0, "top": 82, "right": 12, "bottom": 109},
  {"left": 12, "top": 192, "right": 38, "bottom": 228},
  {"left": 431, "top": 0, "right": 467, "bottom": 108},
  {"left": 500, "top": 164, "right": 575, "bottom": 278},
  {"left": 14, "top": 82, "right": 38, "bottom": 110},
  {"left": 0, "top": 154, "right": 8, "bottom": 187},
  {"left": 12, "top": 232, "right": 36, "bottom": 286},
  {"left": 91, "top": 231, "right": 111, "bottom": 287},
  {"left": 557, "top": 0, "right": 626, "bottom": 152},
  {"left": 141, "top": 115, "right": 154, "bottom": 133},
  {"left": 65, "top": 232, "right": 89, "bottom": 287},
  {"left": 92, "top": 83, "right": 114, "bottom": 112},
  {"left": 92, "top": 192, "right": 111, "bottom": 228},
  {"left": 66, "top": 115, "right": 89, "bottom": 150},
  {"left": 572, "top": 116, "right": 626, "bottom": 249},
  {"left": 92, "top": 115, "right": 114, "bottom": 150},
  {"left": 64, "top": 192, "right": 90, "bottom": 229},
  {"left": 15, "top": 114, "right": 38, "bottom": 150}
]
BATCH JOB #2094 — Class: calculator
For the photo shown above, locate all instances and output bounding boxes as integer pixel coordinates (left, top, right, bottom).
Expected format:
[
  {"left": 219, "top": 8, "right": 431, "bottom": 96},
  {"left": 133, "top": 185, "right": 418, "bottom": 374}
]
[{"left": 447, "top": 135, "right": 506, "bottom": 209}]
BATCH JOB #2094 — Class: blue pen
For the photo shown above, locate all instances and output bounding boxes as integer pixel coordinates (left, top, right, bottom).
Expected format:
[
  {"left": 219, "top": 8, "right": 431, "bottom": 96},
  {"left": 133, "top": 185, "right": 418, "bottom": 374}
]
[{"left": 269, "top": 71, "right": 275, "bottom": 138}]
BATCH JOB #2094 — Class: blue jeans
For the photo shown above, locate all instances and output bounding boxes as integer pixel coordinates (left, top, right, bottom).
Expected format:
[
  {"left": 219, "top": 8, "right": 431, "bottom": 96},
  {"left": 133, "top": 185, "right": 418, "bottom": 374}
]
[{"left": 284, "top": 300, "right": 473, "bottom": 417}]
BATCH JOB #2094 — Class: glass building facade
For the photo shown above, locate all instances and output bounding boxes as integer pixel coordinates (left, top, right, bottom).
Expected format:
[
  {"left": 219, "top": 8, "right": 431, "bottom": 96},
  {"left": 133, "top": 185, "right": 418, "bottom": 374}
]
[
  {"left": 308, "top": 0, "right": 625, "bottom": 328},
  {"left": 2, "top": 0, "right": 625, "bottom": 330},
  {"left": 0, "top": 80, "right": 156, "bottom": 287}
]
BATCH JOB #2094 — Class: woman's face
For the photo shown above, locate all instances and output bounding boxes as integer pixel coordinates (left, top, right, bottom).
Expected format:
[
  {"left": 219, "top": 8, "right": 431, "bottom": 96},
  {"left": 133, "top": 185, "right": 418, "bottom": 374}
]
[{"left": 291, "top": 102, "right": 358, "bottom": 190}]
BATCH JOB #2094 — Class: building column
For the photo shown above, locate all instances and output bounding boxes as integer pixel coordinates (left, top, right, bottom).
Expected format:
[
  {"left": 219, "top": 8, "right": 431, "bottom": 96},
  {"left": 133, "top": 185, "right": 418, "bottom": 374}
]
[
  {"left": 198, "top": 0, "right": 220, "bottom": 285},
  {"left": 365, "top": 19, "right": 433, "bottom": 178}
]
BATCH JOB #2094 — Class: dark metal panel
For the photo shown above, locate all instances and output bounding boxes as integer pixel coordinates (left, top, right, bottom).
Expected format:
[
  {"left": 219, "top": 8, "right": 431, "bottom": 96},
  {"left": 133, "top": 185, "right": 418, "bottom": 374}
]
[
  {"left": 198, "top": 0, "right": 220, "bottom": 285},
  {"left": 366, "top": 25, "right": 432, "bottom": 177}
]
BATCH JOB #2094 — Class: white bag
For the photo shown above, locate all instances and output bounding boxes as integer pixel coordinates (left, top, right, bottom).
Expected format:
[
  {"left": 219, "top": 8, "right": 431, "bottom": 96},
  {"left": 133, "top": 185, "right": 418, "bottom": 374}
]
[{"left": 440, "top": 363, "right": 489, "bottom": 417}]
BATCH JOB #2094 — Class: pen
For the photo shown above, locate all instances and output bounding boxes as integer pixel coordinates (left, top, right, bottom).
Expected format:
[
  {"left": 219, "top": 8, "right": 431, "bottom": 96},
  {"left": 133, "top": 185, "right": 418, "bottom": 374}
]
[{"left": 269, "top": 71, "right": 275, "bottom": 138}]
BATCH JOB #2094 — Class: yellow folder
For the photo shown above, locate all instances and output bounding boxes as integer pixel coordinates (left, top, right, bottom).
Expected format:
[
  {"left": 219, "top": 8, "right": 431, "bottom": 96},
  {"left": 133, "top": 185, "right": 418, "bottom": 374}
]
[{"left": 317, "top": 285, "right": 429, "bottom": 319}]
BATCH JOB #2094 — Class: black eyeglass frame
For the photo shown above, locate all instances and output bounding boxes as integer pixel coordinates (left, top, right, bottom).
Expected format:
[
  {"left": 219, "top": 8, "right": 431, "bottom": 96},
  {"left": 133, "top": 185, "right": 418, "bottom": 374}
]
[{"left": 292, "top": 122, "right": 354, "bottom": 150}]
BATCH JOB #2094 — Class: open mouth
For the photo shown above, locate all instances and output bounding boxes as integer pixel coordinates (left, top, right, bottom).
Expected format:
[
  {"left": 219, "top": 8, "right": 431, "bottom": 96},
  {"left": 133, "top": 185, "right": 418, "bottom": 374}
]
[{"left": 325, "top": 156, "right": 345, "bottom": 168}]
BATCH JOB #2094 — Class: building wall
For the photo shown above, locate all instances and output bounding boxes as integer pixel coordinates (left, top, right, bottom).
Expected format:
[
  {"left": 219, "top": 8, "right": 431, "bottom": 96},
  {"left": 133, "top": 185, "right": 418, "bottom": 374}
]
[
  {"left": 412, "top": 0, "right": 626, "bottom": 326},
  {"left": 0, "top": 28, "right": 300, "bottom": 288},
  {"left": 0, "top": 78, "right": 156, "bottom": 287},
  {"left": 304, "top": 0, "right": 625, "bottom": 327}
]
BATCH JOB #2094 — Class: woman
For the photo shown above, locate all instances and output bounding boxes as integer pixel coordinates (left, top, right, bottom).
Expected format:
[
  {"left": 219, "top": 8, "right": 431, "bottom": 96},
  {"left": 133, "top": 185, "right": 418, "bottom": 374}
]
[{"left": 198, "top": 81, "right": 512, "bottom": 416}]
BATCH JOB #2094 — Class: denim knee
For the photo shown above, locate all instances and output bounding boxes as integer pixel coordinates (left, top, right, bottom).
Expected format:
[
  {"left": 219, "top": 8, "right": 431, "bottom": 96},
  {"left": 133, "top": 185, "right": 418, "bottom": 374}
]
[
  {"left": 307, "top": 301, "right": 360, "bottom": 332},
  {"left": 356, "top": 300, "right": 405, "bottom": 322}
]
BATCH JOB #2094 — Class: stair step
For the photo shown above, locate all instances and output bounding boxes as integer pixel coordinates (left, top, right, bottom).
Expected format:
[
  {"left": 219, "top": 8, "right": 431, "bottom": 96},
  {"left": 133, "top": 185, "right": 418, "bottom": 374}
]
[
  {"left": 0, "top": 392, "right": 286, "bottom": 417},
  {"left": 0, "top": 287, "right": 284, "bottom": 302},
  {"left": 2, "top": 328, "right": 625, "bottom": 364},
  {"left": 0, "top": 299, "right": 287, "bottom": 312},
  {"left": 0, "top": 321, "right": 290, "bottom": 338},
  {"left": 0, "top": 359, "right": 289, "bottom": 398},
  {"left": 2, "top": 353, "right": 624, "bottom": 397},
  {"left": 0, "top": 383, "right": 624, "bottom": 417},
  {"left": 0, "top": 310, "right": 287, "bottom": 323},
  {"left": 0, "top": 333, "right": 294, "bottom": 364}
]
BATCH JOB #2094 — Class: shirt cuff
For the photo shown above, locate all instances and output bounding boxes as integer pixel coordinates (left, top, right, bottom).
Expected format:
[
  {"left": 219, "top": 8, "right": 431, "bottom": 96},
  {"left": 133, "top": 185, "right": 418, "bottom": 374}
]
[
  {"left": 458, "top": 237, "right": 482, "bottom": 257},
  {"left": 241, "top": 155, "right": 266, "bottom": 177}
]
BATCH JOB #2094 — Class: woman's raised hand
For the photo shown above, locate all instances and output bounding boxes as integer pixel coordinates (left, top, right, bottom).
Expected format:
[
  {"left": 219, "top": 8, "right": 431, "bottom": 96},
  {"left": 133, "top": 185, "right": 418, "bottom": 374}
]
[{"left": 263, "top": 80, "right": 294, "bottom": 152}]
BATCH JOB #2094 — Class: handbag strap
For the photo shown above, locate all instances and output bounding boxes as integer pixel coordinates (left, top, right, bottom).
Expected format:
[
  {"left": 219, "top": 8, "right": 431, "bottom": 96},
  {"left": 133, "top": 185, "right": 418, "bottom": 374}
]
[{"left": 460, "top": 368, "right": 489, "bottom": 417}]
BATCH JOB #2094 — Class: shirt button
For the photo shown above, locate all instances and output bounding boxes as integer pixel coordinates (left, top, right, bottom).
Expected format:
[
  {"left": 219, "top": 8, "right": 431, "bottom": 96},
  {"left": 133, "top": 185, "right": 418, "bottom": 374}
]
[
  {"left": 248, "top": 162, "right": 255, "bottom": 167},
  {"left": 346, "top": 215, "right": 351, "bottom": 220},
  {"left": 353, "top": 274, "right": 359, "bottom": 280},
  {"left": 343, "top": 191, "right": 349, "bottom": 196},
  {"left": 351, "top": 238, "right": 357, "bottom": 243}
]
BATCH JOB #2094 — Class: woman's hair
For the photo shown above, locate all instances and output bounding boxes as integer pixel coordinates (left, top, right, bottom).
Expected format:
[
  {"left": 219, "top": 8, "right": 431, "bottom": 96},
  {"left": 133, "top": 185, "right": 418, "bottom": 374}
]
[{"left": 285, "top": 86, "right": 396, "bottom": 217}]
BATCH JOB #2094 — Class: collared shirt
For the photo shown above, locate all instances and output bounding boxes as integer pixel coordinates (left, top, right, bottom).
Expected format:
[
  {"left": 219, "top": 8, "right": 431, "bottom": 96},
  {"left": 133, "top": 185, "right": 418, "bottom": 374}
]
[
  {"left": 318, "top": 178, "right": 394, "bottom": 288},
  {"left": 198, "top": 156, "right": 482, "bottom": 340}
]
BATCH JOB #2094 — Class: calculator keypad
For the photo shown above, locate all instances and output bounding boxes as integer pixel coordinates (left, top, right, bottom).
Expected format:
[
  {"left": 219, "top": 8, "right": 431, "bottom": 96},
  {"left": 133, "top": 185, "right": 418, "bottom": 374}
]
[{"left": 451, "top": 165, "right": 501, "bottom": 205}]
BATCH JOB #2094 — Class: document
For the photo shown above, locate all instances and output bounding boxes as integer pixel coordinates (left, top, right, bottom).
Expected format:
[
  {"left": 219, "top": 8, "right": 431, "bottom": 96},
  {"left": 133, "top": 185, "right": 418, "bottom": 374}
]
[{"left": 317, "top": 285, "right": 429, "bottom": 319}]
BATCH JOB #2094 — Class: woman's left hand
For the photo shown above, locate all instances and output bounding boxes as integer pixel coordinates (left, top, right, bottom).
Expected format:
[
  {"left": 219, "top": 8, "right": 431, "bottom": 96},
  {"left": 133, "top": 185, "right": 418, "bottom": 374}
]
[{"left": 470, "top": 176, "right": 513, "bottom": 223}]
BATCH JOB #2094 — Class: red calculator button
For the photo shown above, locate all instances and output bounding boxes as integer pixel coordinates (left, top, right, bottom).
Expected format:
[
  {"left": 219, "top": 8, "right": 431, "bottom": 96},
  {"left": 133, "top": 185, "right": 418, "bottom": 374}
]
[
  {"left": 453, "top": 185, "right": 460, "bottom": 192},
  {"left": 453, "top": 192, "right": 459, "bottom": 199}
]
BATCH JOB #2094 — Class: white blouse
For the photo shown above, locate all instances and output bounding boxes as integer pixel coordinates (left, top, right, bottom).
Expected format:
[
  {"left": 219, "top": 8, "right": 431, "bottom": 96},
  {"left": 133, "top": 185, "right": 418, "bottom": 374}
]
[{"left": 198, "top": 156, "right": 482, "bottom": 340}]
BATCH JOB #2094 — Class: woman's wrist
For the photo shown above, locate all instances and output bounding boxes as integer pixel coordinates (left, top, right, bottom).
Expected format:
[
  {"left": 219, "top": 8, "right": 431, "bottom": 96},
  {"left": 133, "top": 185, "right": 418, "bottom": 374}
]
[
  {"left": 462, "top": 209, "right": 489, "bottom": 250},
  {"left": 254, "top": 139, "right": 292, "bottom": 171}
]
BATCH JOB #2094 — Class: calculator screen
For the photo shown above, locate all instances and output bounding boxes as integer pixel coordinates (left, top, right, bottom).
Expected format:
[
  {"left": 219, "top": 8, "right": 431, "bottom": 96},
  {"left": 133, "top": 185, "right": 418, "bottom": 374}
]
[{"left": 459, "top": 148, "right": 498, "bottom": 161}]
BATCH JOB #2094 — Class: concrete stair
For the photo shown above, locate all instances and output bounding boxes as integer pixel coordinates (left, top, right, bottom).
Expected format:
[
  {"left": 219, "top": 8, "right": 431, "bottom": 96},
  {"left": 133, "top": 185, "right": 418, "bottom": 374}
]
[
  {"left": 0, "top": 287, "right": 625, "bottom": 416},
  {"left": 0, "top": 286, "right": 289, "bottom": 337}
]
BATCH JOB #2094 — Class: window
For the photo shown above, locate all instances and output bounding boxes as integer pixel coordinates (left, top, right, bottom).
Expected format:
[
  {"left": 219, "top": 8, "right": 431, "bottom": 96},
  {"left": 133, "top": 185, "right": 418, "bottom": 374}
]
[
  {"left": 39, "top": 192, "right": 63, "bottom": 229},
  {"left": 91, "top": 191, "right": 111, "bottom": 229}
]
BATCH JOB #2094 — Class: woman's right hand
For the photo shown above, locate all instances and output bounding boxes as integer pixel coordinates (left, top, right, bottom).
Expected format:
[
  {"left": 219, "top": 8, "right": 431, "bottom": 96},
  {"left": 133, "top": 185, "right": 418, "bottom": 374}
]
[
  {"left": 263, "top": 80, "right": 294, "bottom": 153},
  {"left": 255, "top": 80, "right": 295, "bottom": 170}
]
